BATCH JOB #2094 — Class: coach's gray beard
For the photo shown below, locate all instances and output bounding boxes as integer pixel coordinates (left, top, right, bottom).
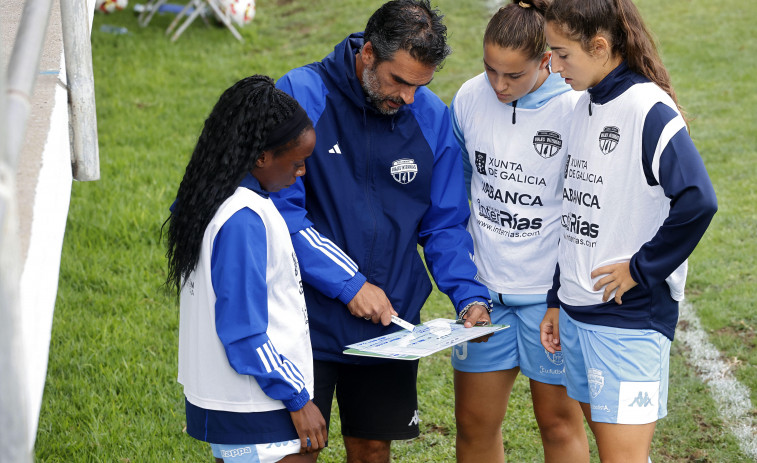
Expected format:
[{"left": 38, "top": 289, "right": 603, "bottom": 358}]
[{"left": 362, "top": 64, "right": 402, "bottom": 116}]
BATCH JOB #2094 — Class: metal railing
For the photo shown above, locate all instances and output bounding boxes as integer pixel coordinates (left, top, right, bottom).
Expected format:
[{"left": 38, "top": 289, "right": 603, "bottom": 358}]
[
  {"left": 62, "top": 0, "right": 100, "bottom": 181},
  {"left": 1, "top": 0, "right": 100, "bottom": 458}
]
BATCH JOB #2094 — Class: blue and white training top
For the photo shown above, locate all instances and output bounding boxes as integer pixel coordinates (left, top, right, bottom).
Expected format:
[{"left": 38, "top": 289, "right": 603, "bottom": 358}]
[
  {"left": 452, "top": 71, "right": 581, "bottom": 298},
  {"left": 178, "top": 174, "right": 313, "bottom": 442},
  {"left": 547, "top": 61, "right": 717, "bottom": 340},
  {"left": 272, "top": 33, "right": 490, "bottom": 363}
]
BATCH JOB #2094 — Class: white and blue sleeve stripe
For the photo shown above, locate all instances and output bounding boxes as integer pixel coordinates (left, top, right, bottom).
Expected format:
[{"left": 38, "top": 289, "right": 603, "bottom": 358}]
[
  {"left": 650, "top": 114, "right": 687, "bottom": 184},
  {"left": 631, "top": 102, "right": 717, "bottom": 289},
  {"left": 211, "top": 208, "right": 309, "bottom": 410},
  {"left": 299, "top": 227, "right": 359, "bottom": 275},
  {"left": 288, "top": 226, "right": 367, "bottom": 303},
  {"left": 256, "top": 340, "right": 306, "bottom": 392}
]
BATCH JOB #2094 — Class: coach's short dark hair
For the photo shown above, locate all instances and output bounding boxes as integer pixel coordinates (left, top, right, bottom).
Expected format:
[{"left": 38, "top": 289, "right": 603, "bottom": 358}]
[{"left": 364, "top": 0, "right": 451, "bottom": 68}]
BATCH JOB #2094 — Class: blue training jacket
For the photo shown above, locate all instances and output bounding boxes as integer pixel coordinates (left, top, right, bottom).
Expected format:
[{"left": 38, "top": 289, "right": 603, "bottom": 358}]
[{"left": 272, "top": 33, "right": 489, "bottom": 363}]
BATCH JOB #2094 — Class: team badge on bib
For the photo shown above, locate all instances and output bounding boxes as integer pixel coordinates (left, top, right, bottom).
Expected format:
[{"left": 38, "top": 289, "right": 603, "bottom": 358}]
[
  {"left": 391, "top": 158, "right": 418, "bottom": 184},
  {"left": 599, "top": 126, "right": 620, "bottom": 154},
  {"left": 474, "top": 151, "right": 487, "bottom": 175},
  {"left": 588, "top": 367, "right": 605, "bottom": 398},
  {"left": 533, "top": 130, "right": 563, "bottom": 159}
]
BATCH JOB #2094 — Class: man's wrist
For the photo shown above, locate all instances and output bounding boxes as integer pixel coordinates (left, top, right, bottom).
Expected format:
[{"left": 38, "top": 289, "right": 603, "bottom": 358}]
[{"left": 457, "top": 299, "right": 493, "bottom": 320}]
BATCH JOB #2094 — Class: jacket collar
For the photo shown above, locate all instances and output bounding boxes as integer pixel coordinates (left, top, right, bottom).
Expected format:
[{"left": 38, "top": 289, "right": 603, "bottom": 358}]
[
  {"left": 240, "top": 173, "right": 268, "bottom": 198},
  {"left": 588, "top": 60, "right": 649, "bottom": 105}
]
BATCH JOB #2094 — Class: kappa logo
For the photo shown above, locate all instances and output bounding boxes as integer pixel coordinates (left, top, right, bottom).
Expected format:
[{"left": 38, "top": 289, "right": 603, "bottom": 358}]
[
  {"left": 474, "top": 151, "right": 487, "bottom": 175},
  {"left": 328, "top": 143, "right": 342, "bottom": 154},
  {"left": 617, "top": 381, "right": 659, "bottom": 423},
  {"left": 533, "top": 130, "right": 563, "bottom": 159},
  {"left": 598, "top": 126, "right": 620, "bottom": 154},
  {"left": 391, "top": 158, "right": 418, "bottom": 184},
  {"left": 221, "top": 446, "right": 253, "bottom": 458},
  {"left": 544, "top": 349, "right": 564, "bottom": 366},
  {"left": 408, "top": 410, "right": 420, "bottom": 426},
  {"left": 629, "top": 391, "right": 653, "bottom": 407},
  {"left": 588, "top": 368, "right": 605, "bottom": 398}
]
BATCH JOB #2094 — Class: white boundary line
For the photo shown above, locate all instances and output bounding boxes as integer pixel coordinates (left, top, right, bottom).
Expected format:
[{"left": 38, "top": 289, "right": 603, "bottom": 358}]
[{"left": 677, "top": 301, "right": 757, "bottom": 459}]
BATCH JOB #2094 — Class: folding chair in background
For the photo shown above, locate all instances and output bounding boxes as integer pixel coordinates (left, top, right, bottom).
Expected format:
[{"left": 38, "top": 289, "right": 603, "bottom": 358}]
[{"left": 137, "top": 0, "right": 243, "bottom": 42}]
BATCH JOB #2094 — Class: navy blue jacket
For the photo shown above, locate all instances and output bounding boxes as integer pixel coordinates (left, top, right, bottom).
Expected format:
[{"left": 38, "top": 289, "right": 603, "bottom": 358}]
[{"left": 272, "top": 33, "right": 489, "bottom": 363}]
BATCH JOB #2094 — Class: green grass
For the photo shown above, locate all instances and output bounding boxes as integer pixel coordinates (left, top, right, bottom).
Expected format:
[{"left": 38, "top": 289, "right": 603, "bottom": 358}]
[{"left": 36, "top": 0, "right": 755, "bottom": 461}]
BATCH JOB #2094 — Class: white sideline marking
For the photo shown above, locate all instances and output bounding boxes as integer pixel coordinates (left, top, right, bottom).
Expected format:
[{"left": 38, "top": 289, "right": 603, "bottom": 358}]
[{"left": 677, "top": 301, "right": 757, "bottom": 459}]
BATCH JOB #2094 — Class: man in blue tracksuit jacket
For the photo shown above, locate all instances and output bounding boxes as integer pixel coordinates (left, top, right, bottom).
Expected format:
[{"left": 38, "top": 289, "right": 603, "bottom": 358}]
[{"left": 270, "top": 1, "right": 491, "bottom": 461}]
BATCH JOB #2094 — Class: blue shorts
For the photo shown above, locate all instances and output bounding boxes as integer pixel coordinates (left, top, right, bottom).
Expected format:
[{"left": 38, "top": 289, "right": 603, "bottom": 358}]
[
  {"left": 210, "top": 440, "right": 303, "bottom": 462},
  {"left": 451, "top": 291, "right": 566, "bottom": 386},
  {"left": 559, "top": 309, "right": 670, "bottom": 424}
]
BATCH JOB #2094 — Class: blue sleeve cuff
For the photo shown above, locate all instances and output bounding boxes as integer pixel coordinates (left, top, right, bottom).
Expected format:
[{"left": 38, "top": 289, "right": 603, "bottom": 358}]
[
  {"left": 282, "top": 388, "right": 311, "bottom": 412},
  {"left": 546, "top": 264, "right": 561, "bottom": 308},
  {"left": 337, "top": 273, "right": 367, "bottom": 305},
  {"left": 628, "top": 254, "right": 646, "bottom": 289}
]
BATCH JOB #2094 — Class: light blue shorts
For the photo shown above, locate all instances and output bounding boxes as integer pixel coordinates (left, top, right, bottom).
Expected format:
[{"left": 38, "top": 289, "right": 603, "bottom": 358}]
[
  {"left": 451, "top": 291, "right": 566, "bottom": 386},
  {"left": 210, "top": 439, "right": 303, "bottom": 462},
  {"left": 559, "top": 309, "right": 670, "bottom": 424}
]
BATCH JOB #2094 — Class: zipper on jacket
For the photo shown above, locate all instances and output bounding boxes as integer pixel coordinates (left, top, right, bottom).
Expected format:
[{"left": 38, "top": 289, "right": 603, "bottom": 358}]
[
  {"left": 511, "top": 99, "right": 518, "bottom": 124},
  {"left": 588, "top": 94, "right": 593, "bottom": 116},
  {"left": 362, "top": 110, "right": 378, "bottom": 280}
]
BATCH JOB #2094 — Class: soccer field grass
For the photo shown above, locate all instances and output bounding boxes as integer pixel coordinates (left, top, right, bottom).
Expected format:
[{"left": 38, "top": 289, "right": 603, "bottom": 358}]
[{"left": 36, "top": 0, "right": 755, "bottom": 461}]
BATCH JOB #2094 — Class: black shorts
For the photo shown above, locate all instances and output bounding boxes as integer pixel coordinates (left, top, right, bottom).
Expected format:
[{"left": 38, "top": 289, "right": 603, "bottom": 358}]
[{"left": 313, "top": 359, "right": 420, "bottom": 441}]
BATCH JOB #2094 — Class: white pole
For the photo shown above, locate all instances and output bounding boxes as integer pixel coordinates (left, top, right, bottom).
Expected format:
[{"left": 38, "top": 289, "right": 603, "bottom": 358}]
[
  {"left": 0, "top": 23, "right": 31, "bottom": 463},
  {"left": 60, "top": 0, "right": 100, "bottom": 181},
  {"left": 5, "top": 0, "right": 53, "bottom": 169}
]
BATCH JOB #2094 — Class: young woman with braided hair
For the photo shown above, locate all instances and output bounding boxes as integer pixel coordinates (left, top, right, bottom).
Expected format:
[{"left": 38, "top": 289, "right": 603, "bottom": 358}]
[
  {"left": 450, "top": 1, "right": 588, "bottom": 461},
  {"left": 164, "top": 75, "right": 326, "bottom": 463},
  {"left": 539, "top": 0, "right": 717, "bottom": 461}
]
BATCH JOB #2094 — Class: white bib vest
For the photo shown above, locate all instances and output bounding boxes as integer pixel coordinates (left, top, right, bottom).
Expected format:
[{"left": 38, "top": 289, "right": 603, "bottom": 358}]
[
  {"left": 558, "top": 82, "right": 688, "bottom": 306},
  {"left": 454, "top": 72, "right": 580, "bottom": 294},
  {"left": 178, "top": 187, "right": 313, "bottom": 413}
]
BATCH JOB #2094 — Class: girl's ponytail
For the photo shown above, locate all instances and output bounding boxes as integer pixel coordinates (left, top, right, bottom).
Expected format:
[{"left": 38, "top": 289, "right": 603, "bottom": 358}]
[{"left": 613, "top": 0, "right": 680, "bottom": 112}]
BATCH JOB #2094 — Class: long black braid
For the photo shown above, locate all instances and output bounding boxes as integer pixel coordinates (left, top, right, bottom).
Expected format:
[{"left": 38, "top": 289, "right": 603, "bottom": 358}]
[{"left": 163, "top": 75, "right": 303, "bottom": 295}]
